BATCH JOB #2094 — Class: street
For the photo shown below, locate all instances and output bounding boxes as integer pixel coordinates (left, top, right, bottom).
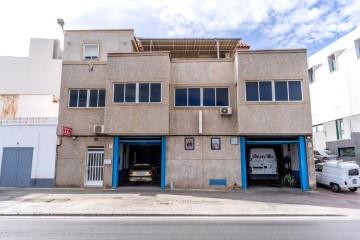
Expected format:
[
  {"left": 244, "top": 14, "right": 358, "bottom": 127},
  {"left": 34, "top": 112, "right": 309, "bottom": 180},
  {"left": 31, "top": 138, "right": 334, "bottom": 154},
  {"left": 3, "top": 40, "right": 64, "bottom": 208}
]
[{"left": 0, "top": 216, "right": 359, "bottom": 240}]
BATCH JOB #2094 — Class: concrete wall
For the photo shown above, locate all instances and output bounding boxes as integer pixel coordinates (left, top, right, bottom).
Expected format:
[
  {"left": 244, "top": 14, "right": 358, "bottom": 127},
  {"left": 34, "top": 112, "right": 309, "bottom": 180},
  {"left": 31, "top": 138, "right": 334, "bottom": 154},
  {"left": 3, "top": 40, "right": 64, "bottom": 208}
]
[
  {"left": 166, "top": 136, "right": 241, "bottom": 189},
  {"left": 236, "top": 49, "right": 312, "bottom": 135},
  {"left": 63, "top": 30, "right": 134, "bottom": 62},
  {"left": 104, "top": 52, "right": 170, "bottom": 135},
  {"left": 0, "top": 38, "right": 62, "bottom": 97},
  {"left": 55, "top": 136, "right": 113, "bottom": 188}
]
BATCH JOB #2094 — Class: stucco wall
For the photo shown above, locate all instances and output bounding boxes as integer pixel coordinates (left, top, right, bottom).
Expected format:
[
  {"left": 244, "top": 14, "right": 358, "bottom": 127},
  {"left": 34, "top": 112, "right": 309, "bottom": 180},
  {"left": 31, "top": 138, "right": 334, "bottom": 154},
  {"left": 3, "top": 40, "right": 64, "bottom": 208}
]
[
  {"left": 104, "top": 53, "right": 170, "bottom": 134},
  {"left": 55, "top": 136, "right": 112, "bottom": 187},
  {"left": 0, "top": 38, "right": 62, "bottom": 97},
  {"left": 166, "top": 136, "right": 241, "bottom": 189},
  {"left": 58, "top": 64, "right": 106, "bottom": 135},
  {"left": 169, "top": 60, "right": 237, "bottom": 135},
  {"left": 63, "top": 30, "right": 134, "bottom": 62},
  {"left": 236, "top": 49, "right": 312, "bottom": 135}
]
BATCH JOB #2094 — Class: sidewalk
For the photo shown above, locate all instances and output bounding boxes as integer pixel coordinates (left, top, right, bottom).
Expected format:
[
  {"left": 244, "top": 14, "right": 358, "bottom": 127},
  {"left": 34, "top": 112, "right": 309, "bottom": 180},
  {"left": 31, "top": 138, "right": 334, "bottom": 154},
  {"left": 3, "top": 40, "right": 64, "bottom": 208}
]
[{"left": 1, "top": 186, "right": 360, "bottom": 217}]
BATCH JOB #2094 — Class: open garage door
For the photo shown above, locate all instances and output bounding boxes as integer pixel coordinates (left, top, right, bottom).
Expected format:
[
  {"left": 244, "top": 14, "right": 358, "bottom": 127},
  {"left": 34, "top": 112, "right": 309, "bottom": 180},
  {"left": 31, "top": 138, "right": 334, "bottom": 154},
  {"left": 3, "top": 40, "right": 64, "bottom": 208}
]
[
  {"left": 112, "top": 136, "right": 166, "bottom": 189},
  {"left": 240, "top": 136, "right": 309, "bottom": 190}
]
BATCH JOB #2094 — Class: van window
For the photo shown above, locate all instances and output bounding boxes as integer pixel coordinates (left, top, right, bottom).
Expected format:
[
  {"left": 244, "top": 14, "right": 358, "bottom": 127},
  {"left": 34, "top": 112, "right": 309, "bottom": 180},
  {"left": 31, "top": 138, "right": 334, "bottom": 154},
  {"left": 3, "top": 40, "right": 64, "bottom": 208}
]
[
  {"left": 315, "top": 165, "right": 323, "bottom": 172},
  {"left": 349, "top": 169, "right": 359, "bottom": 176}
]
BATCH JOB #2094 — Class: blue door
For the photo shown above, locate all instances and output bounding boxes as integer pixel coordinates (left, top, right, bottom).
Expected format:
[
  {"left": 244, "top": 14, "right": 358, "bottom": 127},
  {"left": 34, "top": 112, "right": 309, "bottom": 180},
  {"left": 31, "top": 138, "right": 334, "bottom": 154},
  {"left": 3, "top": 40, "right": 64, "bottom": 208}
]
[{"left": 0, "top": 147, "right": 33, "bottom": 187}]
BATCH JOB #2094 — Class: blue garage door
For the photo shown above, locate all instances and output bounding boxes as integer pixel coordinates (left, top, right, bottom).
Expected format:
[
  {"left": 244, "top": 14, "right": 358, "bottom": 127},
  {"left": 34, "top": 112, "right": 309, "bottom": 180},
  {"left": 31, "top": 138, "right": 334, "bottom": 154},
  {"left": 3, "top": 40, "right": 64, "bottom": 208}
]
[{"left": 0, "top": 147, "right": 33, "bottom": 187}]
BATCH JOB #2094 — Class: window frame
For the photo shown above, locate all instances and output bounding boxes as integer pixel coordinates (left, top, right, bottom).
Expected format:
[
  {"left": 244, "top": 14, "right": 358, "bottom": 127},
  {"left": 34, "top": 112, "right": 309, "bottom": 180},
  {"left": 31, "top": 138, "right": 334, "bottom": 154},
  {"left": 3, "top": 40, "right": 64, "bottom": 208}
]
[
  {"left": 83, "top": 43, "right": 99, "bottom": 61},
  {"left": 336, "top": 118, "right": 345, "bottom": 140},
  {"left": 338, "top": 147, "right": 355, "bottom": 157},
  {"left": 68, "top": 89, "right": 106, "bottom": 108},
  {"left": 327, "top": 54, "right": 337, "bottom": 72},
  {"left": 174, "top": 87, "right": 230, "bottom": 107},
  {"left": 112, "top": 83, "right": 162, "bottom": 104},
  {"left": 245, "top": 80, "right": 303, "bottom": 102}
]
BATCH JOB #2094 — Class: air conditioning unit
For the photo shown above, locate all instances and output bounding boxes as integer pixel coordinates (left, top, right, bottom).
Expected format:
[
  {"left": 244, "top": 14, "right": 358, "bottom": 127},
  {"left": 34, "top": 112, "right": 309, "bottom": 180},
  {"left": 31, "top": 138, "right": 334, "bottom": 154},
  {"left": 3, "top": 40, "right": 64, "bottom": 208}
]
[
  {"left": 220, "top": 107, "right": 232, "bottom": 115},
  {"left": 93, "top": 125, "right": 104, "bottom": 134}
]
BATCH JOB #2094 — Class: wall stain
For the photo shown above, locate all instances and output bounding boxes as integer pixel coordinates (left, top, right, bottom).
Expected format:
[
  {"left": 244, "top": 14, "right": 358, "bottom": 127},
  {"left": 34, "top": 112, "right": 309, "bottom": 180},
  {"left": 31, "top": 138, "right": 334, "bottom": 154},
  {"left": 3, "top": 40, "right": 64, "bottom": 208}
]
[{"left": 1, "top": 95, "right": 19, "bottom": 118}]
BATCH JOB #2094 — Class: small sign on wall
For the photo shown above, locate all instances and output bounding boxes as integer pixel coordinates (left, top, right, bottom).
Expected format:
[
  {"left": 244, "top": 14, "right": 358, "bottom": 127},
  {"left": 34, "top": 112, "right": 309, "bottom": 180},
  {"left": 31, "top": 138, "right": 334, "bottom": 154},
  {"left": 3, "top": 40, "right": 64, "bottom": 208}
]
[
  {"left": 184, "top": 137, "right": 195, "bottom": 150},
  {"left": 211, "top": 137, "right": 221, "bottom": 150},
  {"left": 230, "top": 137, "right": 238, "bottom": 145},
  {"left": 62, "top": 126, "right": 72, "bottom": 137},
  {"left": 104, "top": 159, "right": 111, "bottom": 165}
]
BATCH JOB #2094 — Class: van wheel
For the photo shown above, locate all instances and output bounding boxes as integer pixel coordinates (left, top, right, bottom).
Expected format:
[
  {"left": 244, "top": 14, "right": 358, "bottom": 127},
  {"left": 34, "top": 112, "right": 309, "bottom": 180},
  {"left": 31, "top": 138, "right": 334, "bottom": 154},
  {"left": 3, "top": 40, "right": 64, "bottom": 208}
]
[
  {"left": 331, "top": 183, "right": 340, "bottom": 193},
  {"left": 349, "top": 187, "right": 358, "bottom": 192}
]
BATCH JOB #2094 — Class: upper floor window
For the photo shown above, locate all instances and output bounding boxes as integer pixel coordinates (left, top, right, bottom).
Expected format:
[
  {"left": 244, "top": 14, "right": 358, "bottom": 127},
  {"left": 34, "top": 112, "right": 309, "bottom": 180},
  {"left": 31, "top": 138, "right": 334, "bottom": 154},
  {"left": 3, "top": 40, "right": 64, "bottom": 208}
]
[
  {"left": 245, "top": 80, "right": 302, "bottom": 102},
  {"left": 312, "top": 124, "right": 324, "bottom": 133},
  {"left": 327, "top": 54, "right": 337, "bottom": 72},
  {"left": 69, "top": 89, "right": 105, "bottom": 108},
  {"left": 355, "top": 39, "right": 360, "bottom": 59},
  {"left": 174, "top": 87, "right": 229, "bottom": 107},
  {"left": 113, "top": 83, "right": 161, "bottom": 103},
  {"left": 336, "top": 118, "right": 344, "bottom": 140},
  {"left": 308, "top": 68, "right": 315, "bottom": 83},
  {"left": 83, "top": 44, "right": 99, "bottom": 60}
]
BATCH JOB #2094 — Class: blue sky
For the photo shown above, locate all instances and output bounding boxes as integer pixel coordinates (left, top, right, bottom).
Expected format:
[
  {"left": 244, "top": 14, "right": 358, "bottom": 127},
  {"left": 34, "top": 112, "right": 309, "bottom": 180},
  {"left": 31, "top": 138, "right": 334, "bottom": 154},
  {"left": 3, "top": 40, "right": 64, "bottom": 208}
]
[{"left": 1, "top": 0, "right": 359, "bottom": 57}]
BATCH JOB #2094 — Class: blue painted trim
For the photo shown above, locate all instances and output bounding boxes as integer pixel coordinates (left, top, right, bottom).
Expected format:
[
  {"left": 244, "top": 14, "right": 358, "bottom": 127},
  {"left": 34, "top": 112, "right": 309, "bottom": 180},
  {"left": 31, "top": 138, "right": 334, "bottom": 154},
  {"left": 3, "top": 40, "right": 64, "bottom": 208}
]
[
  {"left": 209, "top": 179, "right": 227, "bottom": 186},
  {"left": 298, "top": 136, "right": 309, "bottom": 190},
  {"left": 240, "top": 136, "right": 247, "bottom": 190},
  {"left": 245, "top": 140, "right": 299, "bottom": 145},
  {"left": 161, "top": 136, "right": 166, "bottom": 189},
  {"left": 119, "top": 140, "right": 162, "bottom": 143},
  {"left": 119, "top": 136, "right": 161, "bottom": 139},
  {"left": 112, "top": 136, "right": 119, "bottom": 189}
]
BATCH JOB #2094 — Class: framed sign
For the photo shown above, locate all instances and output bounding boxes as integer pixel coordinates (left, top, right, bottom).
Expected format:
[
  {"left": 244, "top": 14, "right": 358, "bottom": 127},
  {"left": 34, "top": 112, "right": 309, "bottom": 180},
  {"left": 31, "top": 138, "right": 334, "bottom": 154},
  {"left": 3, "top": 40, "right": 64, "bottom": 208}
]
[
  {"left": 230, "top": 137, "right": 238, "bottom": 145},
  {"left": 184, "top": 137, "right": 195, "bottom": 150},
  {"left": 211, "top": 137, "right": 221, "bottom": 150}
]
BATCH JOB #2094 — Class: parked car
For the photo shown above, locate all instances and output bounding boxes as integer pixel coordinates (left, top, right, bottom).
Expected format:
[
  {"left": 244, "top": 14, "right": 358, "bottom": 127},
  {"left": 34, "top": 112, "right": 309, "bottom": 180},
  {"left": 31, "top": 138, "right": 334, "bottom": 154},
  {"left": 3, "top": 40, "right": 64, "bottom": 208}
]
[
  {"left": 314, "top": 149, "right": 338, "bottom": 162},
  {"left": 315, "top": 160, "right": 360, "bottom": 193},
  {"left": 129, "top": 164, "right": 154, "bottom": 182}
]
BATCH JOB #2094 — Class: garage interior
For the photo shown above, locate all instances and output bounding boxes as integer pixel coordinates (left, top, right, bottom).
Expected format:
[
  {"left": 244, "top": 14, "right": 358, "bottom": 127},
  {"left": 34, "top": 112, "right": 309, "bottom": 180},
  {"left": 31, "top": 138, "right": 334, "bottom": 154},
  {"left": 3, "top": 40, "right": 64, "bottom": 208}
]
[
  {"left": 117, "top": 137, "right": 162, "bottom": 187},
  {"left": 243, "top": 137, "right": 305, "bottom": 189}
]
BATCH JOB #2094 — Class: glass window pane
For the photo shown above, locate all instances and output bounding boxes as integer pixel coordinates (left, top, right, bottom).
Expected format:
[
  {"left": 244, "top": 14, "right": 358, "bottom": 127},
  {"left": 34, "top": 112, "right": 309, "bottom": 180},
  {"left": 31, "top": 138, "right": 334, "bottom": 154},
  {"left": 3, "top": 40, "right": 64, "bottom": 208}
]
[
  {"left": 175, "top": 89, "right": 187, "bottom": 106},
  {"left": 113, "top": 84, "right": 124, "bottom": 103},
  {"left": 150, "top": 83, "right": 161, "bottom": 102},
  {"left": 216, "top": 88, "right": 229, "bottom": 106},
  {"left": 246, "top": 82, "right": 259, "bottom": 101},
  {"left": 259, "top": 82, "right": 272, "bottom": 101},
  {"left": 139, "top": 83, "right": 149, "bottom": 102},
  {"left": 289, "top": 81, "right": 302, "bottom": 101},
  {"left": 69, "top": 90, "right": 78, "bottom": 107},
  {"left": 188, "top": 88, "right": 200, "bottom": 106},
  {"left": 203, "top": 88, "right": 215, "bottom": 106},
  {"left": 89, "top": 90, "right": 98, "bottom": 107},
  {"left": 98, "top": 90, "right": 105, "bottom": 107},
  {"left": 78, "top": 90, "right": 87, "bottom": 107},
  {"left": 125, "top": 83, "right": 136, "bottom": 102},
  {"left": 275, "top": 82, "right": 288, "bottom": 101}
]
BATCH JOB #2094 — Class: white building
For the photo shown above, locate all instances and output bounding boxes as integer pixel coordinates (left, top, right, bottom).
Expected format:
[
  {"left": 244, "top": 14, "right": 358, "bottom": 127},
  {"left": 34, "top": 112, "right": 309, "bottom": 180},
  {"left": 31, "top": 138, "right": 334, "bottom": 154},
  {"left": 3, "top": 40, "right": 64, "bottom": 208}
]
[
  {"left": 0, "top": 38, "right": 62, "bottom": 187},
  {"left": 308, "top": 25, "right": 360, "bottom": 163}
]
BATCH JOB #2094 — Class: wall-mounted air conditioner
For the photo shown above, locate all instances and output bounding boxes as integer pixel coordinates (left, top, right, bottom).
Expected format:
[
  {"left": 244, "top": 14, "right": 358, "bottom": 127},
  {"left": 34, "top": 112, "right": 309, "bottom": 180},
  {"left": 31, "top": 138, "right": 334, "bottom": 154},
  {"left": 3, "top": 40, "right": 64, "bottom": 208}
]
[
  {"left": 93, "top": 125, "right": 104, "bottom": 134},
  {"left": 220, "top": 107, "right": 232, "bottom": 115}
]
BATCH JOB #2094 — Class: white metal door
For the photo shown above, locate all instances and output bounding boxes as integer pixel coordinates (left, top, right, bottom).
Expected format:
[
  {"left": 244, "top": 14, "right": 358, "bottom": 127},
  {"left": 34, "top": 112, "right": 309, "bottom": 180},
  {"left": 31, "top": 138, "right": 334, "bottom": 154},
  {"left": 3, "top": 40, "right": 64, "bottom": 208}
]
[{"left": 85, "top": 148, "right": 104, "bottom": 186}]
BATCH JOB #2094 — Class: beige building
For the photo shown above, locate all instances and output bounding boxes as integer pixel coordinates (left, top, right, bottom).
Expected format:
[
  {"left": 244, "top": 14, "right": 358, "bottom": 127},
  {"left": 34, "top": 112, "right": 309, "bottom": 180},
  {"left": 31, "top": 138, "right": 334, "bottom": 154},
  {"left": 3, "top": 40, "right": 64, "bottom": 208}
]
[{"left": 56, "top": 29, "right": 315, "bottom": 190}]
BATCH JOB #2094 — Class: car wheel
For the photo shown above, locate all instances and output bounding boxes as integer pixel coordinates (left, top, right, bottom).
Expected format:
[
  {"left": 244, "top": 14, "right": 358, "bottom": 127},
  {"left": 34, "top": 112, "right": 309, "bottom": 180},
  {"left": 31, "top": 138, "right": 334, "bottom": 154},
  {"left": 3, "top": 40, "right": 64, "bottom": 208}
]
[
  {"left": 331, "top": 183, "right": 340, "bottom": 193},
  {"left": 349, "top": 187, "right": 358, "bottom": 192}
]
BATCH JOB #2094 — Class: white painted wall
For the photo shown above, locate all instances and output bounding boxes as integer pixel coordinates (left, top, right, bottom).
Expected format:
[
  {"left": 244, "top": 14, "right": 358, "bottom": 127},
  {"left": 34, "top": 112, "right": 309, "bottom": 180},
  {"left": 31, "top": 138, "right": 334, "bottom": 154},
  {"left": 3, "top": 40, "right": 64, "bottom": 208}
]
[
  {"left": 0, "top": 124, "right": 57, "bottom": 179},
  {"left": 0, "top": 38, "right": 62, "bottom": 98},
  {"left": 309, "top": 25, "right": 360, "bottom": 126}
]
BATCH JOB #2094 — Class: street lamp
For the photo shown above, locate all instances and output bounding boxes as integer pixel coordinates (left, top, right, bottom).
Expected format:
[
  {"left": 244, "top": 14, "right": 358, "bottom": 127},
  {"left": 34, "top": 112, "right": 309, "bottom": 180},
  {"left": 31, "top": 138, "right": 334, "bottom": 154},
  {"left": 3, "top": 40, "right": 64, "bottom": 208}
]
[{"left": 57, "top": 18, "right": 65, "bottom": 34}]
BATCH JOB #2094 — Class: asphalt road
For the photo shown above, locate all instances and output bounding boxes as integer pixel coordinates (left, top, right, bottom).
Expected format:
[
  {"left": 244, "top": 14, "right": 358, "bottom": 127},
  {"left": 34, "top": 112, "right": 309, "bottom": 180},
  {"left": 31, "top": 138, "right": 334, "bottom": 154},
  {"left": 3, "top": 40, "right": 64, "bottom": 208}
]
[{"left": 0, "top": 216, "right": 359, "bottom": 240}]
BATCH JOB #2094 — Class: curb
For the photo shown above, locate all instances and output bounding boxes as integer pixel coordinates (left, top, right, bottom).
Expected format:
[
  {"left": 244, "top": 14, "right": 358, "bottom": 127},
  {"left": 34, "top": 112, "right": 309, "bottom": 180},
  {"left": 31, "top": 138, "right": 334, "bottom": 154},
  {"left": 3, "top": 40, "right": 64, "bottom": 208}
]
[{"left": 0, "top": 213, "right": 347, "bottom": 217}]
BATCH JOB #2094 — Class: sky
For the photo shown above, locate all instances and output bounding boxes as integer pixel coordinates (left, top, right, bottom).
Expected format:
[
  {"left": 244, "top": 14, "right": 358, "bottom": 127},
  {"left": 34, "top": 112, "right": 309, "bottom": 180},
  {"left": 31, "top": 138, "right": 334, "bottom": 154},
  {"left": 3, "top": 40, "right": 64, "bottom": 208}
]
[{"left": 1, "top": 0, "right": 360, "bottom": 57}]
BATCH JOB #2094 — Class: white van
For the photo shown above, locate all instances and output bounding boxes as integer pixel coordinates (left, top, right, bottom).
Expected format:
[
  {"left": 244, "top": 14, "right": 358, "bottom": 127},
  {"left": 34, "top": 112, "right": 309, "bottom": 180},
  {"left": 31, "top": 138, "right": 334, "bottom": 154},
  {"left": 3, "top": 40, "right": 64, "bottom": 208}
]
[
  {"left": 249, "top": 148, "right": 278, "bottom": 179},
  {"left": 316, "top": 160, "right": 360, "bottom": 193}
]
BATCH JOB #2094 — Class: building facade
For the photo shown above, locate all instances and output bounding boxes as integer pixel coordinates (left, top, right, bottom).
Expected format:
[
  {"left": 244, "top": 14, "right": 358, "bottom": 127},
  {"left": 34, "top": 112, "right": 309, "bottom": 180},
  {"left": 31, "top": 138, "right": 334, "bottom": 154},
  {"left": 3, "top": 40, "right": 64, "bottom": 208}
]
[
  {"left": 0, "top": 38, "right": 62, "bottom": 187},
  {"left": 309, "top": 25, "right": 360, "bottom": 164},
  {"left": 56, "top": 29, "right": 314, "bottom": 190}
]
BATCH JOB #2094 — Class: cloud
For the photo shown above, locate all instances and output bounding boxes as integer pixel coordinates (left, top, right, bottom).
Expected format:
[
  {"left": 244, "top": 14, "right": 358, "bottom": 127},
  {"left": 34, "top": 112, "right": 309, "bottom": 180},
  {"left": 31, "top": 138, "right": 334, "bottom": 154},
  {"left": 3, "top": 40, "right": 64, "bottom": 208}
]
[{"left": 0, "top": 0, "right": 359, "bottom": 56}]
